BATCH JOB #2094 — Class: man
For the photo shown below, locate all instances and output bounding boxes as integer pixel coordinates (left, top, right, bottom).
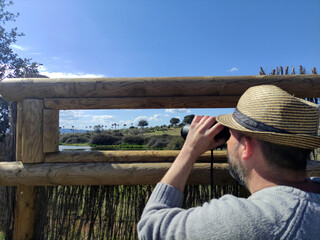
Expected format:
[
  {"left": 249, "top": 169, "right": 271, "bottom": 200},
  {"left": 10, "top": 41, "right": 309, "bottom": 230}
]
[{"left": 137, "top": 85, "right": 320, "bottom": 240}]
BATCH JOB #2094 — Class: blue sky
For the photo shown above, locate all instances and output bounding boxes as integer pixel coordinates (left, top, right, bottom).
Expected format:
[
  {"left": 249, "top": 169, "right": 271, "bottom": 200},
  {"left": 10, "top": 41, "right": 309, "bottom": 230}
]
[{"left": 7, "top": 0, "right": 320, "bottom": 129}]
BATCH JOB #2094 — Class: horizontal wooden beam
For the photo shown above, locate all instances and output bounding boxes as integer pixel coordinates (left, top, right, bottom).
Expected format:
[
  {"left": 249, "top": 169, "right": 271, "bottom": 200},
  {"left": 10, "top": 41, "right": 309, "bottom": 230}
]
[
  {"left": 0, "top": 161, "right": 319, "bottom": 186},
  {"left": 44, "top": 150, "right": 228, "bottom": 163},
  {"left": 44, "top": 96, "right": 239, "bottom": 109},
  {"left": 0, "top": 161, "right": 236, "bottom": 186},
  {"left": 1, "top": 75, "right": 319, "bottom": 102}
]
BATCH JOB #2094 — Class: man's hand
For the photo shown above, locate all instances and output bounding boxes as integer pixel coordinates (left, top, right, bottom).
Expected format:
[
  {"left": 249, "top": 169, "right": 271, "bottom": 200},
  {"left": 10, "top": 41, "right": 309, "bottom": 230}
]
[
  {"left": 183, "top": 115, "right": 227, "bottom": 159},
  {"left": 160, "top": 115, "right": 227, "bottom": 192}
]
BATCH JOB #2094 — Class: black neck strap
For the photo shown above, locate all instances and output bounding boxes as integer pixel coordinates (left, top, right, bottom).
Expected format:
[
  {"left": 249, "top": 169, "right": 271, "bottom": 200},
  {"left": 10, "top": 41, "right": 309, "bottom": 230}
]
[{"left": 232, "top": 108, "right": 289, "bottom": 134}]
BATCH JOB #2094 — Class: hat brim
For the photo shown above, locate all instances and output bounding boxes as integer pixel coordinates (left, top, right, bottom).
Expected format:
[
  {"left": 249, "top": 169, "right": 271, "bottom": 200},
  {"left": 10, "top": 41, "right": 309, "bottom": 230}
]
[{"left": 217, "top": 113, "right": 320, "bottom": 149}]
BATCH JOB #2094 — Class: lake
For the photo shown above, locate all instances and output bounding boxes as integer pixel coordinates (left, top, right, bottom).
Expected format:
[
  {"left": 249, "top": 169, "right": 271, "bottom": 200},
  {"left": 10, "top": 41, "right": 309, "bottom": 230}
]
[{"left": 59, "top": 145, "right": 92, "bottom": 152}]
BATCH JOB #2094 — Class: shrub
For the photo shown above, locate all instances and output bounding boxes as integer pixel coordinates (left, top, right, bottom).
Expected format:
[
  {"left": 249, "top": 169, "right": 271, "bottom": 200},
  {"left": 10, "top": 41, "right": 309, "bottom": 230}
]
[
  {"left": 59, "top": 134, "right": 90, "bottom": 144},
  {"left": 146, "top": 135, "right": 175, "bottom": 149},
  {"left": 166, "top": 137, "right": 185, "bottom": 150},
  {"left": 60, "top": 134, "right": 74, "bottom": 143},
  {"left": 90, "top": 133, "right": 121, "bottom": 145},
  {"left": 65, "top": 136, "right": 89, "bottom": 144},
  {"left": 128, "top": 128, "right": 142, "bottom": 136},
  {"left": 112, "top": 130, "right": 124, "bottom": 137},
  {"left": 122, "top": 135, "right": 145, "bottom": 145},
  {"left": 151, "top": 139, "right": 168, "bottom": 148}
]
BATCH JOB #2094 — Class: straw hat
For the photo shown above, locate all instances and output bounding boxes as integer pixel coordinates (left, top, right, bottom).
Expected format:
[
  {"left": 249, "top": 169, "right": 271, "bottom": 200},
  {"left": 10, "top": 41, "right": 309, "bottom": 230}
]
[{"left": 216, "top": 85, "right": 320, "bottom": 149}]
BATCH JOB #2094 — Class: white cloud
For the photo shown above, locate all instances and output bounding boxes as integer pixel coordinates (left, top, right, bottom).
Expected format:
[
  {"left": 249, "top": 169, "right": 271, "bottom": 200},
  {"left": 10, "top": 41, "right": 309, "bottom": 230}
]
[
  {"left": 60, "top": 110, "right": 85, "bottom": 120},
  {"left": 39, "top": 71, "right": 105, "bottom": 78},
  {"left": 92, "top": 115, "right": 115, "bottom": 123},
  {"left": 59, "top": 120, "right": 75, "bottom": 128},
  {"left": 134, "top": 116, "right": 149, "bottom": 122},
  {"left": 165, "top": 109, "right": 191, "bottom": 114},
  {"left": 133, "top": 113, "right": 168, "bottom": 124},
  {"left": 11, "top": 44, "right": 27, "bottom": 51},
  {"left": 149, "top": 114, "right": 163, "bottom": 121},
  {"left": 38, "top": 65, "right": 47, "bottom": 71},
  {"left": 59, "top": 110, "right": 115, "bottom": 129},
  {"left": 228, "top": 67, "right": 239, "bottom": 72}
]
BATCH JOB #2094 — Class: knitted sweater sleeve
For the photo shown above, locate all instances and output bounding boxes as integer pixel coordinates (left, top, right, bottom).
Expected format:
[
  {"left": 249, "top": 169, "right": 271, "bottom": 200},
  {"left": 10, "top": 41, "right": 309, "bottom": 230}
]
[
  {"left": 137, "top": 183, "right": 262, "bottom": 240},
  {"left": 138, "top": 181, "right": 320, "bottom": 240}
]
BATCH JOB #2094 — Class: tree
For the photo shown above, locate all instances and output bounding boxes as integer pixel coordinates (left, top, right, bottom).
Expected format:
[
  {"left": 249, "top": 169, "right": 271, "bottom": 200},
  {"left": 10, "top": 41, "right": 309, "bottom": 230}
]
[
  {"left": 170, "top": 117, "right": 180, "bottom": 126},
  {"left": 93, "top": 125, "right": 103, "bottom": 133},
  {"left": 0, "top": 1, "right": 41, "bottom": 80},
  {"left": 0, "top": 0, "right": 41, "bottom": 141},
  {"left": 0, "top": 99, "right": 9, "bottom": 141},
  {"left": 138, "top": 119, "right": 148, "bottom": 128},
  {"left": 182, "top": 114, "right": 195, "bottom": 125}
]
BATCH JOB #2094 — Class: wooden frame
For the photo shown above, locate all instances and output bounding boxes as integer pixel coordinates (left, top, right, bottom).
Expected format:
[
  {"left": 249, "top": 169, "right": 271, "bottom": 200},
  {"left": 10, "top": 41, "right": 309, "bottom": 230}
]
[{"left": 1, "top": 75, "right": 320, "bottom": 239}]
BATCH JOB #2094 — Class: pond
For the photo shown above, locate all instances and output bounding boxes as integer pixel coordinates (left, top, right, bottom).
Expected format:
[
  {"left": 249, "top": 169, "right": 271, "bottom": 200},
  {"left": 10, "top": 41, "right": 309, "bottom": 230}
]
[{"left": 59, "top": 145, "right": 92, "bottom": 152}]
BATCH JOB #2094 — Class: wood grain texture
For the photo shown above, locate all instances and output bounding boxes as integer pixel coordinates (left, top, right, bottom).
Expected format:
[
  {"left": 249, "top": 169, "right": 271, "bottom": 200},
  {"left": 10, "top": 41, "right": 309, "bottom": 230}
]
[
  {"left": 0, "top": 161, "right": 319, "bottom": 186},
  {"left": 44, "top": 150, "right": 228, "bottom": 163},
  {"left": 1, "top": 75, "right": 320, "bottom": 101},
  {"left": 44, "top": 96, "right": 240, "bottom": 109},
  {"left": 22, "top": 99, "right": 44, "bottom": 163},
  {"left": 0, "top": 161, "right": 236, "bottom": 186},
  {"left": 43, "top": 109, "right": 59, "bottom": 153},
  {"left": 16, "top": 101, "right": 23, "bottom": 161},
  {"left": 14, "top": 185, "right": 36, "bottom": 240}
]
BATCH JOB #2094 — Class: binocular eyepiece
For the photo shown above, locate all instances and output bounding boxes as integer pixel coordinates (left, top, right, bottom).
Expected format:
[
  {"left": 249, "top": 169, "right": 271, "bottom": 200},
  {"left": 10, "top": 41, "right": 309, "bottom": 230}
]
[
  {"left": 180, "top": 123, "right": 230, "bottom": 141},
  {"left": 180, "top": 124, "right": 191, "bottom": 140}
]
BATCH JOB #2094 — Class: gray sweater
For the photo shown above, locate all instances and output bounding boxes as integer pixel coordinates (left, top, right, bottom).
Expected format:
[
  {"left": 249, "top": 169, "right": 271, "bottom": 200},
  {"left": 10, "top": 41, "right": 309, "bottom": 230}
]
[{"left": 138, "top": 179, "right": 320, "bottom": 240}]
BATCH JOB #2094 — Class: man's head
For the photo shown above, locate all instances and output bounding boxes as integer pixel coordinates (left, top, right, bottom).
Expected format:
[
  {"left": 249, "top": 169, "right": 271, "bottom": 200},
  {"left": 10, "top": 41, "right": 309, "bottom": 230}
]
[
  {"left": 217, "top": 85, "right": 320, "bottom": 187},
  {"left": 226, "top": 129, "right": 248, "bottom": 186},
  {"left": 226, "top": 128, "right": 313, "bottom": 184},
  {"left": 217, "top": 85, "right": 320, "bottom": 149}
]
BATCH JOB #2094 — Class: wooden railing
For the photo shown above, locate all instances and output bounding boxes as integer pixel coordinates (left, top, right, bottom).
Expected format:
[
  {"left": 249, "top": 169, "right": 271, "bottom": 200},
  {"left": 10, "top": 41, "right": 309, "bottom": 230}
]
[{"left": 0, "top": 75, "right": 320, "bottom": 239}]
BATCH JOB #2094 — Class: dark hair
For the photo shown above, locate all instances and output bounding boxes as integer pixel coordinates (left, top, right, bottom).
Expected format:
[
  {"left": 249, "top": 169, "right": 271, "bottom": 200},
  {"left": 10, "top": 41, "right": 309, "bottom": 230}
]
[
  {"left": 257, "top": 140, "right": 312, "bottom": 171},
  {"left": 231, "top": 129, "right": 312, "bottom": 171}
]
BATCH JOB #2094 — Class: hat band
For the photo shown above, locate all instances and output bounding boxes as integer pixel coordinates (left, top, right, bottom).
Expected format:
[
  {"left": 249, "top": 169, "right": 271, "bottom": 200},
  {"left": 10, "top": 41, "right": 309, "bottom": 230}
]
[{"left": 233, "top": 108, "right": 289, "bottom": 134}]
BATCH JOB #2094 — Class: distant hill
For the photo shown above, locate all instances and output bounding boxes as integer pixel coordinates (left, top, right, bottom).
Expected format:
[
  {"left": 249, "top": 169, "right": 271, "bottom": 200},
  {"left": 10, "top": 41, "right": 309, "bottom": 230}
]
[{"left": 60, "top": 128, "right": 87, "bottom": 134}]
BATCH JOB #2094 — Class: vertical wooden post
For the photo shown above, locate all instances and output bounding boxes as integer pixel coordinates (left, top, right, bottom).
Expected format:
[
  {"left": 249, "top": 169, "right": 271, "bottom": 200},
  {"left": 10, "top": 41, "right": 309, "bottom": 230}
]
[
  {"left": 14, "top": 185, "right": 36, "bottom": 240},
  {"left": 16, "top": 101, "right": 23, "bottom": 162},
  {"left": 14, "top": 99, "right": 44, "bottom": 239},
  {"left": 21, "top": 99, "right": 44, "bottom": 163},
  {"left": 43, "top": 109, "right": 59, "bottom": 153}
]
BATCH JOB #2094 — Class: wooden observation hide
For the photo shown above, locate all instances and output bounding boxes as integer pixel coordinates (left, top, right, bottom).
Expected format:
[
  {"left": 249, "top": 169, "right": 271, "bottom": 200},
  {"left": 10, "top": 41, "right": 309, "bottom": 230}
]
[{"left": 0, "top": 75, "right": 320, "bottom": 239}]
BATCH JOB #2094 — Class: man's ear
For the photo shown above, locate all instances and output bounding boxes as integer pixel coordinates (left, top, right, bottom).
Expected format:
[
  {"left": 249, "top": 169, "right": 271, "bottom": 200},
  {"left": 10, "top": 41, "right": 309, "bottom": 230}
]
[{"left": 240, "top": 136, "right": 254, "bottom": 160}]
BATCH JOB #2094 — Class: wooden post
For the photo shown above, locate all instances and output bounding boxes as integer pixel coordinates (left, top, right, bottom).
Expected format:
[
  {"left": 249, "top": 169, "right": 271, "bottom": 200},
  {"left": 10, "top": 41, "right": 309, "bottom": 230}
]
[
  {"left": 14, "top": 185, "right": 36, "bottom": 240},
  {"left": 0, "top": 160, "right": 319, "bottom": 186},
  {"left": 1, "top": 75, "right": 320, "bottom": 102},
  {"left": 14, "top": 99, "right": 44, "bottom": 239},
  {"left": 44, "top": 150, "right": 228, "bottom": 163},
  {"left": 0, "top": 162, "right": 236, "bottom": 186},
  {"left": 44, "top": 96, "right": 240, "bottom": 109},
  {"left": 21, "top": 99, "right": 44, "bottom": 163},
  {"left": 43, "top": 109, "right": 59, "bottom": 153},
  {"left": 16, "top": 101, "right": 23, "bottom": 162}
]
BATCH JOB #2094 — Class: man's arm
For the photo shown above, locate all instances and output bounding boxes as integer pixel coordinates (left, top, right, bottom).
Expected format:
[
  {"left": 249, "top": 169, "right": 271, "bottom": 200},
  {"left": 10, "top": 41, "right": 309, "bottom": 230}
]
[{"left": 160, "top": 115, "right": 226, "bottom": 192}]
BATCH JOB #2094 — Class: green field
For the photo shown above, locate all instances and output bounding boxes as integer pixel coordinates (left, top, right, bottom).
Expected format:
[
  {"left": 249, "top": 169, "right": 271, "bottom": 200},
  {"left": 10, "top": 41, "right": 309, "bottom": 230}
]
[{"left": 143, "top": 127, "right": 181, "bottom": 136}]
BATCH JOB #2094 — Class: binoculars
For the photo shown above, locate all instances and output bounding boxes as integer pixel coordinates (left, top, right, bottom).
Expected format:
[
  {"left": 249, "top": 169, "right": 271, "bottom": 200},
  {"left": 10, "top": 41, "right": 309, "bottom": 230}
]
[{"left": 180, "top": 123, "right": 230, "bottom": 141}]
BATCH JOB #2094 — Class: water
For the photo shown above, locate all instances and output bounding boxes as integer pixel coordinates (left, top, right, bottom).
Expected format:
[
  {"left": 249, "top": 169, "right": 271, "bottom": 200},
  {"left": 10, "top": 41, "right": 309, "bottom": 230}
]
[{"left": 59, "top": 145, "right": 92, "bottom": 152}]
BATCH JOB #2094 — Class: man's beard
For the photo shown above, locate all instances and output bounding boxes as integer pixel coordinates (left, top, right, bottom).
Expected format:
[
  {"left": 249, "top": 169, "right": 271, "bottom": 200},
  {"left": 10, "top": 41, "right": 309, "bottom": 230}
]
[{"left": 227, "top": 143, "right": 248, "bottom": 187}]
